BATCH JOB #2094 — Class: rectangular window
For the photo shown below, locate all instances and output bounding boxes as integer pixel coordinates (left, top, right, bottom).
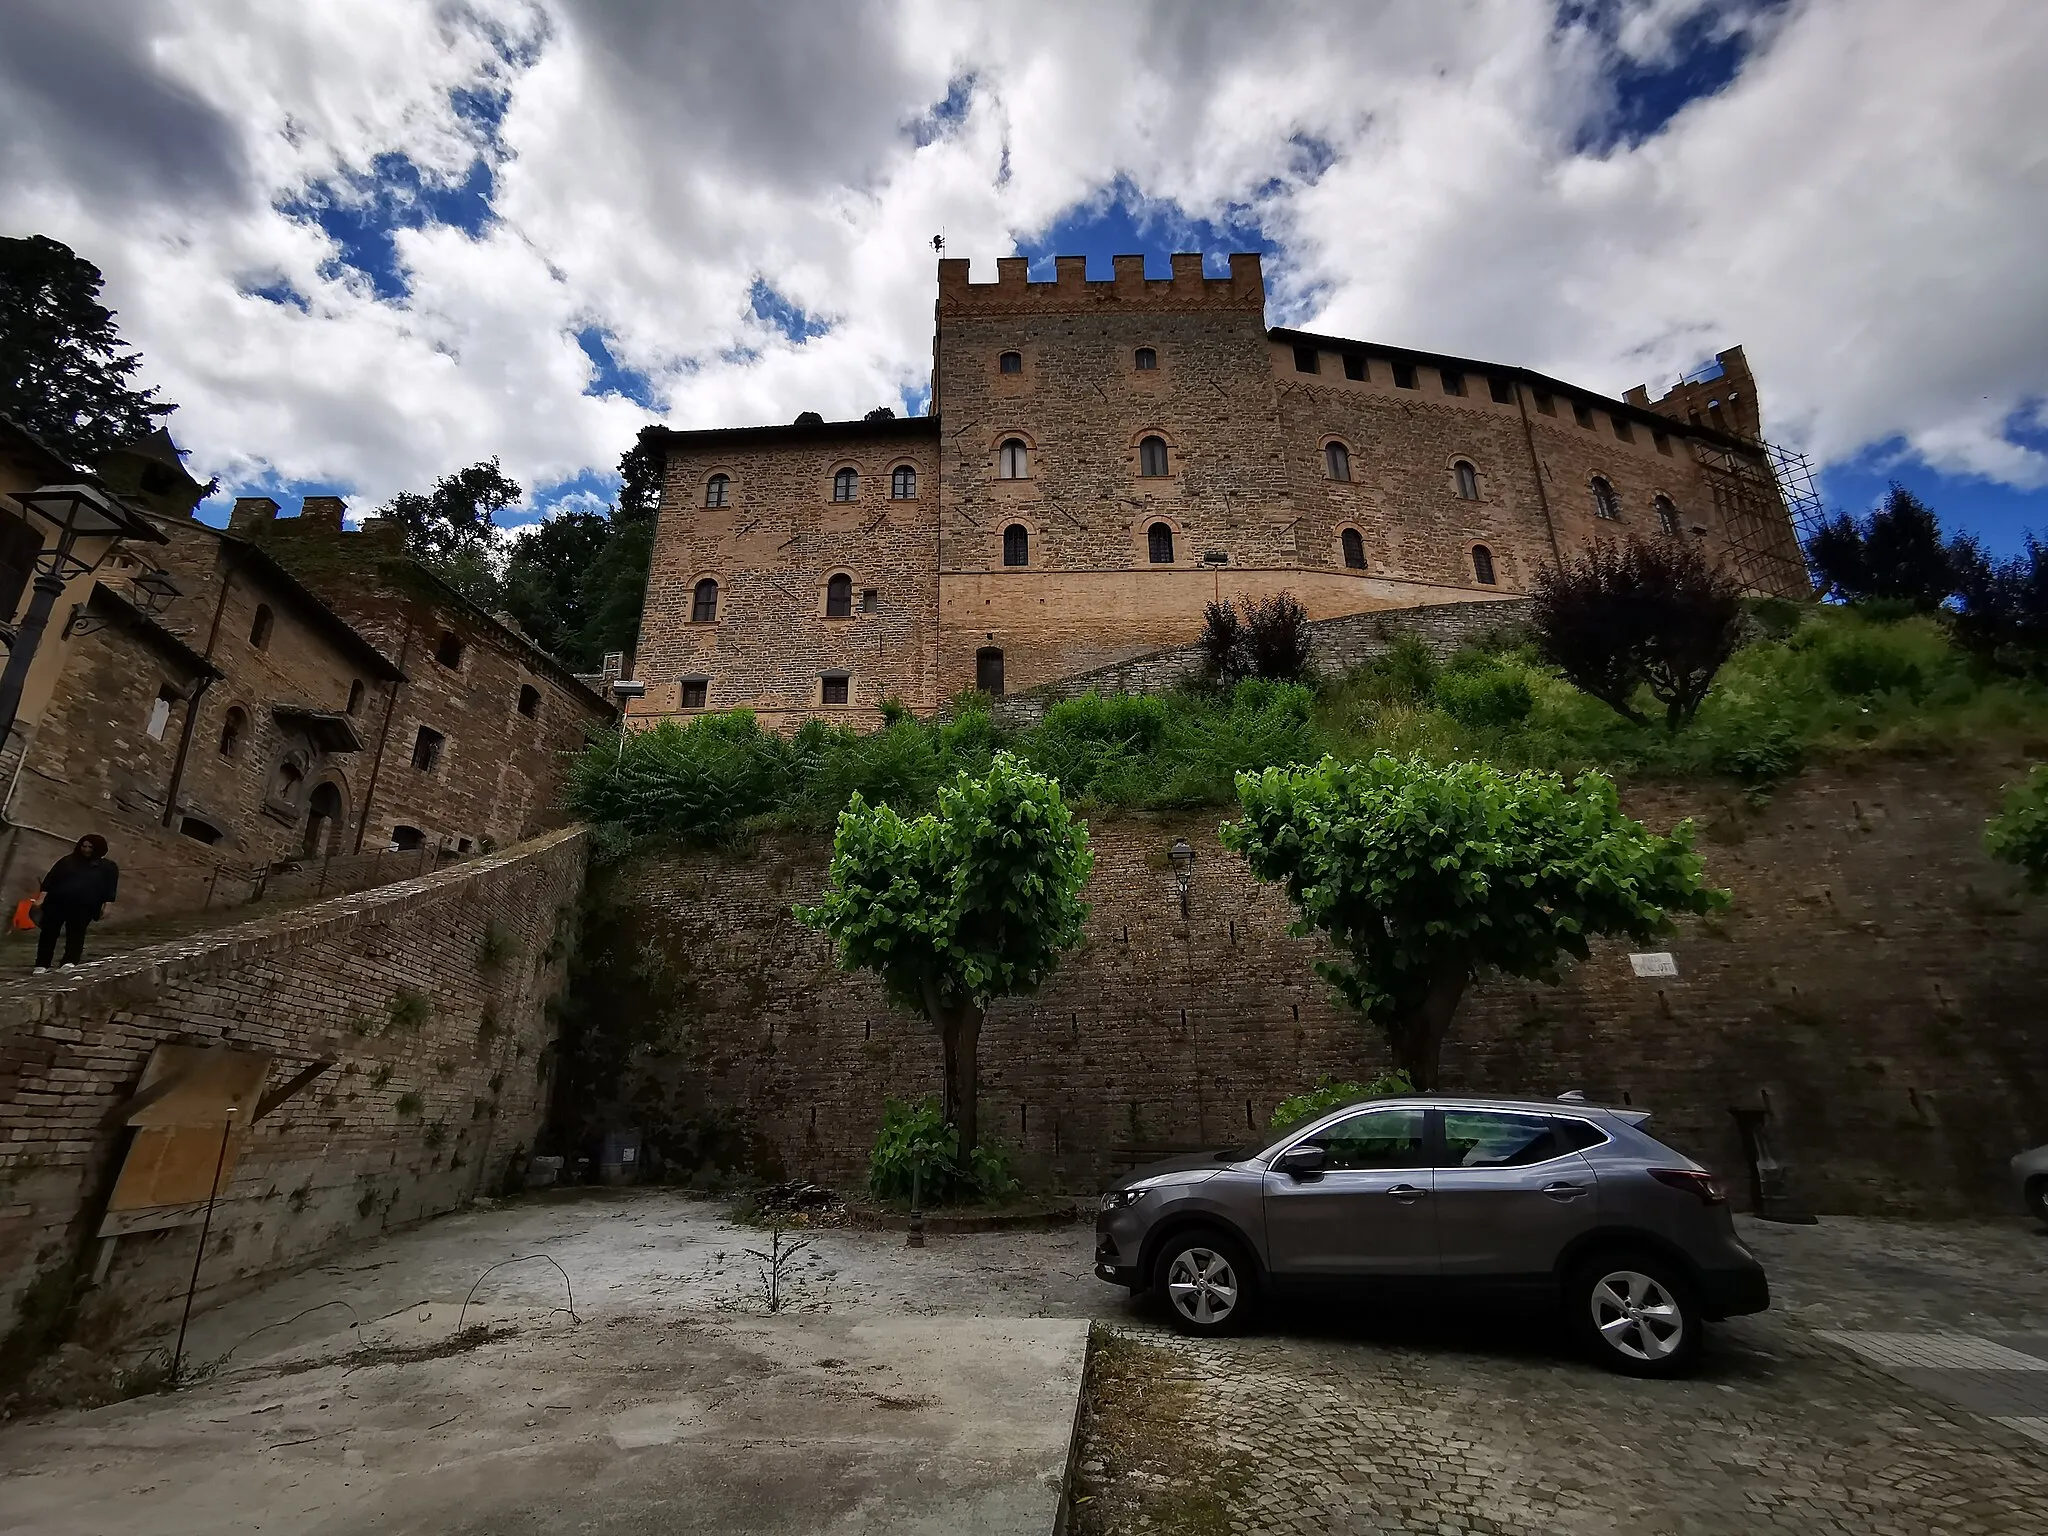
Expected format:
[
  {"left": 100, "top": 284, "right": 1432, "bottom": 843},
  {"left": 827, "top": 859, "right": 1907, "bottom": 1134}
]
[
  {"left": 821, "top": 674, "right": 849, "bottom": 706},
  {"left": 145, "top": 686, "right": 177, "bottom": 741},
  {"left": 1573, "top": 400, "right": 1596, "bottom": 429},
  {"left": 1392, "top": 361, "right": 1418, "bottom": 390},
  {"left": 1612, "top": 416, "right": 1634, "bottom": 443},
  {"left": 1488, "top": 376, "right": 1515, "bottom": 405},
  {"left": 679, "top": 678, "right": 707, "bottom": 709},
  {"left": 1440, "top": 369, "right": 1465, "bottom": 396},
  {"left": 860, "top": 588, "right": 879, "bottom": 613},
  {"left": 1306, "top": 1107, "right": 1430, "bottom": 1171},
  {"left": 1342, "top": 355, "right": 1367, "bottom": 382},
  {"left": 1292, "top": 345, "right": 1319, "bottom": 374},
  {"left": 411, "top": 726, "right": 445, "bottom": 772},
  {"left": 1440, "top": 1111, "right": 1567, "bottom": 1168},
  {"left": 1654, "top": 430, "right": 1672, "bottom": 456},
  {"left": 1533, "top": 390, "right": 1555, "bottom": 416}
]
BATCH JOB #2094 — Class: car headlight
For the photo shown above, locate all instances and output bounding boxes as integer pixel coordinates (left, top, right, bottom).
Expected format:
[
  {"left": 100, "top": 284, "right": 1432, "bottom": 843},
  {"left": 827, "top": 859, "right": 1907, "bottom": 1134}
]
[{"left": 1100, "top": 1188, "right": 1147, "bottom": 1213}]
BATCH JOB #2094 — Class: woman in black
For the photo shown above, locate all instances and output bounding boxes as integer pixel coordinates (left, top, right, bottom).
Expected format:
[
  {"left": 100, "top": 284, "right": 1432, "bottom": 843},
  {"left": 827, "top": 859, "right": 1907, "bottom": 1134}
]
[{"left": 33, "top": 834, "right": 118, "bottom": 972}]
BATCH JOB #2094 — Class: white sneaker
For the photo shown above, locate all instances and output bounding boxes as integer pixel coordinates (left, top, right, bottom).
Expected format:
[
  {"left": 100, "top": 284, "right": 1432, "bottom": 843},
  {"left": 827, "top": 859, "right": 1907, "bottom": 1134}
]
[
  {"left": 31, "top": 966, "right": 47, "bottom": 974},
  {"left": 59, "top": 962, "right": 74, "bottom": 970}
]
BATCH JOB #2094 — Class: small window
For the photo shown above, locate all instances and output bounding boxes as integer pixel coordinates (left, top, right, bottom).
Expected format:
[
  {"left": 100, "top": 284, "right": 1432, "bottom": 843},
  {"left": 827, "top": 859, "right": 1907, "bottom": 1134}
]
[
  {"left": 1392, "top": 361, "right": 1418, "bottom": 390},
  {"left": 1591, "top": 476, "right": 1621, "bottom": 520},
  {"left": 1343, "top": 355, "right": 1367, "bottom": 382},
  {"left": 998, "top": 351, "right": 1022, "bottom": 374},
  {"left": 345, "top": 679, "right": 364, "bottom": 715},
  {"left": 1441, "top": 1110, "right": 1569, "bottom": 1169},
  {"left": 1441, "top": 369, "right": 1465, "bottom": 397},
  {"left": 435, "top": 630, "right": 463, "bottom": 668},
  {"left": 821, "top": 673, "right": 850, "bottom": 706},
  {"left": 891, "top": 464, "right": 917, "bottom": 499},
  {"left": 179, "top": 816, "right": 223, "bottom": 846},
  {"left": 1455, "top": 461, "right": 1479, "bottom": 501},
  {"left": 1292, "top": 345, "right": 1319, "bottom": 373},
  {"left": 679, "top": 678, "right": 707, "bottom": 709},
  {"left": 832, "top": 467, "right": 859, "bottom": 502},
  {"left": 705, "top": 474, "right": 730, "bottom": 508},
  {"left": 1655, "top": 495, "right": 1681, "bottom": 536},
  {"left": 1612, "top": 416, "right": 1634, "bottom": 443},
  {"left": 998, "top": 439, "right": 1029, "bottom": 479},
  {"left": 1002, "top": 524, "right": 1029, "bottom": 566},
  {"left": 1554, "top": 1118, "right": 1611, "bottom": 1155},
  {"left": 825, "top": 573, "right": 853, "bottom": 617},
  {"left": 517, "top": 684, "right": 541, "bottom": 718},
  {"left": 1488, "top": 376, "right": 1515, "bottom": 405},
  {"left": 861, "top": 588, "right": 879, "bottom": 613},
  {"left": 1139, "top": 436, "right": 1169, "bottom": 477},
  {"left": 1135, "top": 347, "right": 1157, "bottom": 371},
  {"left": 975, "top": 647, "right": 1005, "bottom": 697},
  {"left": 1534, "top": 390, "right": 1556, "bottom": 416},
  {"left": 1341, "top": 528, "right": 1366, "bottom": 569},
  {"left": 1324, "top": 441, "right": 1351, "bottom": 482},
  {"left": 145, "top": 685, "right": 177, "bottom": 741},
  {"left": 1472, "top": 544, "right": 1496, "bottom": 585},
  {"left": 1302, "top": 1107, "right": 1429, "bottom": 1171},
  {"left": 1653, "top": 430, "right": 1672, "bottom": 457},
  {"left": 1147, "top": 522, "right": 1175, "bottom": 564},
  {"left": 456, "top": 838, "right": 473, "bottom": 854},
  {"left": 691, "top": 578, "right": 719, "bottom": 624},
  {"left": 1573, "top": 400, "right": 1595, "bottom": 429},
  {"left": 391, "top": 825, "right": 426, "bottom": 852},
  {"left": 248, "top": 604, "right": 274, "bottom": 649},
  {"left": 411, "top": 726, "right": 445, "bottom": 772},
  {"left": 218, "top": 705, "right": 248, "bottom": 758}
]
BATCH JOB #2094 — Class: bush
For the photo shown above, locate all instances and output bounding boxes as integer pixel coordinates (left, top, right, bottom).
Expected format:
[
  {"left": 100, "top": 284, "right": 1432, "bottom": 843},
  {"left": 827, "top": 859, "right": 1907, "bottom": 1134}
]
[
  {"left": 865, "top": 1097, "right": 1018, "bottom": 1205},
  {"left": 1197, "top": 592, "right": 1312, "bottom": 684},
  {"left": 1987, "top": 765, "right": 2048, "bottom": 893},
  {"left": 1270, "top": 1070, "right": 1415, "bottom": 1131},
  {"left": 1359, "top": 634, "right": 1438, "bottom": 703},
  {"left": 1432, "top": 655, "right": 1534, "bottom": 729},
  {"left": 1803, "top": 624, "right": 1927, "bottom": 698}
]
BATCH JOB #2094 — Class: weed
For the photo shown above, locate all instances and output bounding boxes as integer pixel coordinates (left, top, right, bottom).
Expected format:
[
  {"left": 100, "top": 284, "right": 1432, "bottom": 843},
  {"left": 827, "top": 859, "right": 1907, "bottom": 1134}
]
[
  {"left": 395, "top": 1092, "right": 423, "bottom": 1118},
  {"left": 477, "top": 919, "right": 511, "bottom": 973},
  {"left": 423, "top": 1120, "right": 447, "bottom": 1150},
  {"left": 371, "top": 1064, "right": 394, "bottom": 1089},
  {"left": 387, "top": 988, "right": 431, "bottom": 1034},
  {"left": 477, "top": 1003, "right": 500, "bottom": 1046}
]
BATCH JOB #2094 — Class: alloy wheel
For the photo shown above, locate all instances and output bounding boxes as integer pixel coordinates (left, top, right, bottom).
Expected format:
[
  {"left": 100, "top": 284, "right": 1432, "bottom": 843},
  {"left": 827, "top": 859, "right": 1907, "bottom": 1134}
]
[
  {"left": 1588, "top": 1268, "right": 1685, "bottom": 1362},
  {"left": 1165, "top": 1247, "right": 1239, "bottom": 1327}
]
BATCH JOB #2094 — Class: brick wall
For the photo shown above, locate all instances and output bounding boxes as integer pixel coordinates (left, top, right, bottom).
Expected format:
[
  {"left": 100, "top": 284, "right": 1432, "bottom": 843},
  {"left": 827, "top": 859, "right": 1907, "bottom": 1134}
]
[
  {"left": 589, "top": 764, "right": 2045, "bottom": 1216},
  {"left": 0, "top": 826, "right": 585, "bottom": 1351}
]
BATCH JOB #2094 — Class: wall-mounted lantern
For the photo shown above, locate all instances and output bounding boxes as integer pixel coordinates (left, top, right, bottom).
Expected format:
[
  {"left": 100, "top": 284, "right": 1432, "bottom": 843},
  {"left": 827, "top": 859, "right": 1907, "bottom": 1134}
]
[
  {"left": 0, "top": 483, "right": 143, "bottom": 741},
  {"left": 1168, "top": 837, "right": 1195, "bottom": 919}
]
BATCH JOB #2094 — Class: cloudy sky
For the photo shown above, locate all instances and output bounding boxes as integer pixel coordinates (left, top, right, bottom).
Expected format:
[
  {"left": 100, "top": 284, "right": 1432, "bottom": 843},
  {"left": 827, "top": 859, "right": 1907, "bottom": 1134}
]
[{"left": 4, "top": 0, "right": 2045, "bottom": 549}]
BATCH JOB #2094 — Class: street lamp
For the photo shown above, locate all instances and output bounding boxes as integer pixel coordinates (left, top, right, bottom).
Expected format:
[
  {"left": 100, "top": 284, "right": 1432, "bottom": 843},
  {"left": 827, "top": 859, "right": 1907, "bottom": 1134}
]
[
  {"left": 131, "top": 566, "right": 182, "bottom": 617},
  {"left": 1168, "top": 837, "right": 1195, "bottom": 919},
  {"left": 0, "top": 484, "right": 138, "bottom": 742}
]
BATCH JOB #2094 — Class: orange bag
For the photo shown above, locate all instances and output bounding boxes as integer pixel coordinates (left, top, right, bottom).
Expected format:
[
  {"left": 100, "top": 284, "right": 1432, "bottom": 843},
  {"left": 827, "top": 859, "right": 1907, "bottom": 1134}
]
[{"left": 12, "top": 897, "right": 36, "bottom": 931}]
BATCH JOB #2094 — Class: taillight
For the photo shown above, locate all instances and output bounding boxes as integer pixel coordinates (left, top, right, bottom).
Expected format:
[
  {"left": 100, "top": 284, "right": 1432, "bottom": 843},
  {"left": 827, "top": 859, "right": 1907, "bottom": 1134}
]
[{"left": 1650, "top": 1168, "right": 1726, "bottom": 1205}]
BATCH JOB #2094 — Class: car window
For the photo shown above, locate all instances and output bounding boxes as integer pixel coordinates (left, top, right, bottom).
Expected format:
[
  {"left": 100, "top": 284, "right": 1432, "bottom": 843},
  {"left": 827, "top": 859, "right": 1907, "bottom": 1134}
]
[
  {"left": 1305, "top": 1107, "right": 1429, "bottom": 1170},
  {"left": 1553, "top": 1118, "right": 1609, "bottom": 1155},
  {"left": 1441, "top": 1110, "right": 1572, "bottom": 1168}
]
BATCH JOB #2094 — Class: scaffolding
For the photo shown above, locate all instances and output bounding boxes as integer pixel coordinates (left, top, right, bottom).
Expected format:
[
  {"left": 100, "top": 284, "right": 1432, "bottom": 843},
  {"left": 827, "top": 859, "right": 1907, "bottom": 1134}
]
[{"left": 1691, "top": 435, "right": 1820, "bottom": 598}]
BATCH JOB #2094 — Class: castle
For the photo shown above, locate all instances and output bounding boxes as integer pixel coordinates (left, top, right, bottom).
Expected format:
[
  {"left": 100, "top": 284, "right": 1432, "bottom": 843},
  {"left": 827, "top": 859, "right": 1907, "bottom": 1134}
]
[{"left": 629, "top": 253, "right": 1810, "bottom": 728}]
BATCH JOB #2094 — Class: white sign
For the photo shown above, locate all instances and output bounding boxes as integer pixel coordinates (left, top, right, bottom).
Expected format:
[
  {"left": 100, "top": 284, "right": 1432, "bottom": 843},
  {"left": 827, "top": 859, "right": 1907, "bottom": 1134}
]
[{"left": 1629, "top": 952, "right": 1678, "bottom": 979}]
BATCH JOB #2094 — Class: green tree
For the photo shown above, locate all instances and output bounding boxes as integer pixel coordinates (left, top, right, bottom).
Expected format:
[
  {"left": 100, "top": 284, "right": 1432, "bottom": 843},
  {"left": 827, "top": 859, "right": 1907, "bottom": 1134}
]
[
  {"left": 377, "top": 458, "right": 521, "bottom": 589},
  {"left": 1222, "top": 754, "right": 1728, "bottom": 1089},
  {"left": 497, "top": 432, "right": 659, "bottom": 668},
  {"left": 795, "top": 752, "right": 1094, "bottom": 1155},
  {"left": 1805, "top": 484, "right": 1956, "bottom": 610},
  {"left": 1987, "top": 765, "right": 2048, "bottom": 893},
  {"left": 0, "top": 234, "right": 174, "bottom": 464}
]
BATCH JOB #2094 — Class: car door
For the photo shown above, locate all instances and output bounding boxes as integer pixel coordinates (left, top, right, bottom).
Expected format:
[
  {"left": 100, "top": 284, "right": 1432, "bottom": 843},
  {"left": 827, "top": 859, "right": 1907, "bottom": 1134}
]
[
  {"left": 1431, "top": 1109, "right": 1602, "bottom": 1279},
  {"left": 1262, "top": 1105, "right": 1436, "bottom": 1278}
]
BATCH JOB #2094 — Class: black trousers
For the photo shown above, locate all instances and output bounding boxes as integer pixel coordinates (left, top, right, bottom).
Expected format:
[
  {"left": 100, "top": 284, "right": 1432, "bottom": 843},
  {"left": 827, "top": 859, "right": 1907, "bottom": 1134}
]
[{"left": 35, "top": 905, "right": 93, "bottom": 967}]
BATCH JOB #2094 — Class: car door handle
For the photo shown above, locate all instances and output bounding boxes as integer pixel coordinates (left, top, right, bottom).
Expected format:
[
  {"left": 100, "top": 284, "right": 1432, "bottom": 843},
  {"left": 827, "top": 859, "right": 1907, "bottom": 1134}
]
[
  {"left": 1542, "top": 1182, "right": 1586, "bottom": 1200},
  {"left": 1386, "top": 1184, "right": 1427, "bottom": 1203}
]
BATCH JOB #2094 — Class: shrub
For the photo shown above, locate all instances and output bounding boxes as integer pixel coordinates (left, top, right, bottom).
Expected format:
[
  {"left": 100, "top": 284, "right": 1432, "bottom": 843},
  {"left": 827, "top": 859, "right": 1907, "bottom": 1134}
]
[
  {"left": 1196, "top": 599, "right": 1245, "bottom": 684},
  {"left": 1987, "top": 765, "right": 2048, "bottom": 893},
  {"left": 1270, "top": 1070, "right": 1415, "bottom": 1131},
  {"left": 1432, "top": 656, "right": 1534, "bottom": 729},
  {"left": 1359, "top": 634, "right": 1438, "bottom": 703},
  {"left": 1196, "top": 592, "right": 1312, "bottom": 684},
  {"left": 395, "top": 1092, "right": 423, "bottom": 1118},
  {"left": 865, "top": 1096, "right": 1017, "bottom": 1205},
  {"left": 1707, "top": 721, "right": 1804, "bottom": 786},
  {"left": 1805, "top": 624, "right": 1927, "bottom": 698},
  {"left": 387, "top": 988, "right": 431, "bottom": 1033}
]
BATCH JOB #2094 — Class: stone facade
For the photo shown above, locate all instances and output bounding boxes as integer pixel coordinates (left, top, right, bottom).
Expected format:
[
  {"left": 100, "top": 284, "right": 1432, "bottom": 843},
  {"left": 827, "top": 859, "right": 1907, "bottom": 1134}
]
[
  {"left": 630, "top": 257, "right": 1807, "bottom": 728},
  {"left": 585, "top": 763, "right": 2045, "bottom": 1218},
  {"left": 0, "top": 826, "right": 585, "bottom": 1350}
]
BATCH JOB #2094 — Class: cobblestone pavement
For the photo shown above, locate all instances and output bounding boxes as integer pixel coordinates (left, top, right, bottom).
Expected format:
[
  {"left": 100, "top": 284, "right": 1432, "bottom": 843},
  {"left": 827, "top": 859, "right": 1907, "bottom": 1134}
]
[{"left": 1072, "top": 1216, "right": 2048, "bottom": 1535}]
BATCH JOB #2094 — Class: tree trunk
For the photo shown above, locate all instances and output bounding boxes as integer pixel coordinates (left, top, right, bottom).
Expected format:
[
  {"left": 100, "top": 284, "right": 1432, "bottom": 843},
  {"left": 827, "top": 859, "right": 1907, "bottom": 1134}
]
[
  {"left": 923, "top": 984, "right": 987, "bottom": 1157},
  {"left": 1388, "top": 965, "right": 1469, "bottom": 1091}
]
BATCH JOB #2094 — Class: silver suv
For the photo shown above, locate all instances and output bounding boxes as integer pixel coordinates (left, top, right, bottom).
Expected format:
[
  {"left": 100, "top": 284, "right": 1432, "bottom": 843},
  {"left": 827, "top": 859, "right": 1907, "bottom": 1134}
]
[{"left": 1094, "top": 1095, "right": 1768, "bottom": 1377}]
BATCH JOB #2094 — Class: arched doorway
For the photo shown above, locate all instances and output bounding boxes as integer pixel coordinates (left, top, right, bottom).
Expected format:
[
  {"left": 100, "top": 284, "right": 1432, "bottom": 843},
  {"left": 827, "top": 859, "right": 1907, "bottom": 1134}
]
[{"left": 302, "top": 780, "right": 345, "bottom": 856}]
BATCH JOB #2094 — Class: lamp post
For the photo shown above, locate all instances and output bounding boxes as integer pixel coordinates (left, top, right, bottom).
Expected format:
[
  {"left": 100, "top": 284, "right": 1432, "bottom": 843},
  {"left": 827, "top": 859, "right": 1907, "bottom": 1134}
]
[
  {"left": 0, "top": 484, "right": 134, "bottom": 743},
  {"left": 1168, "top": 838, "right": 1195, "bottom": 919}
]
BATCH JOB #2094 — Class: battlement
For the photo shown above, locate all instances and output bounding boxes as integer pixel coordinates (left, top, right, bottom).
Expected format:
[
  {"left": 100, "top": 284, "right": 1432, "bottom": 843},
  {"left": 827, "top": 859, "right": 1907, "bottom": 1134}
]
[
  {"left": 1628, "top": 346, "right": 1762, "bottom": 441},
  {"left": 937, "top": 251, "right": 1265, "bottom": 317}
]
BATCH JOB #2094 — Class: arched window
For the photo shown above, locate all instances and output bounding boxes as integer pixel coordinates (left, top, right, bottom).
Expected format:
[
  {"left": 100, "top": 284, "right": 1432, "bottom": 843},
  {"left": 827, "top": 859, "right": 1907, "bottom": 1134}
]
[
  {"left": 1590, "top": 476, "right": 1621, "bottom": 520},
  {"left": 691, "top": 578, "right": 719, "bottom": 624},
  {"left": 249, "top": 603, "right": 274, "bottom": 649},
  {"left": 435, "top": 630, "right": 463, "bottom": 668},
  {"left": 303, "top": 781, "right": 343, "bottom": 857},
  {"left": 218, "top": 705, "right": 248, "bottom": 758},
  {"left": 345, "top": 679, "right": 364, "bottom": 715},
  {"left": 1147, "top": 522, "right": 1175, "bottom": 564},
  {"left": 1455, "top": 461, "right": 1479, "bottom": 500},
  {"left": 1134, "top": 347, "right": 1157, "bottom": 371},
  {"left": 517, "top": 684, "right": 541, "bottom": 718},
  {"left": 1139, "top": 436, "right": 1169, "bottom": 477},
  {"left": 825, "top": 573, "right": 853, "bottom": 617},
  {"left": 391, "top": 825, "right": 425, "bottom": 852},
  {"left": 1002, "top": 524, "right": 1029, "bottom": 567},
  {"left": 705, "top": 474, "right": 730, "bottom": 508},
  {"left": 1341, "top": 528, "right": 1366, "bottom": 570},
  {"left": 1324, "top": 442, "right": 1351, "bottom": 482},
  {"left": 998, "top": 439, "right": 1029, "bottom": 479},
  {"left": 1655, "top": 495, "right": 1681, "bottom": 536},
  {"left": 891, "top": 464, "right": 917, "bottom": 499},
  {"left": 998, "top": 351, "right": 1023, "bottom": 374},
  {"left": 1472, "top": 544, "right": 1497, "bottom": 586},
  {"left": 832, "top": 467, "right": 859, "bottom": 502}
]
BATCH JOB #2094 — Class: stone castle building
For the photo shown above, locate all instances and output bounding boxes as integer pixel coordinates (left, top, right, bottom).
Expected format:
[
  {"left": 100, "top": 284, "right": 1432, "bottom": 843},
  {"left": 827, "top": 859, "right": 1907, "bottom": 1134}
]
[{"left": 630, "top": 253, "right": 1809, "bottom": 729}]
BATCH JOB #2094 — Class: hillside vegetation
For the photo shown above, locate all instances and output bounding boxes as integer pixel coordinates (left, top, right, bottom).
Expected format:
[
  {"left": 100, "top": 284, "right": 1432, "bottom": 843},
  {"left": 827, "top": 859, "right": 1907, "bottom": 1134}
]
[{"left": 568, "top": 601, "right": 2048, "bottom": 846}]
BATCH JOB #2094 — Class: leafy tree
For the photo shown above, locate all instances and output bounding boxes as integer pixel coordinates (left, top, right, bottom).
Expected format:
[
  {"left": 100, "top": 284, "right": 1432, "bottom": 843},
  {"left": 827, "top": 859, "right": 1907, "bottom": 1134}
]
[
  {"left": 1986, "top": 765, "right": 2048, "bottom": 894},
  {"left": 1949, "top": 534, "right": 2048, "bottom": 676},
  {"left": 377, "top": 458, "right": 521, "bottom": 606},
  {"left": 864, "top": 406, "right": 897, "bottom": 420},
  {"left": 1270, "top": 1070, "right": 1414, "bottom": 1131},
  {"left": 0, "top": 234, "right": 174, "bottom": 464},
  {"left": 1805, "top": 484, "right": 1955, "bottom": 609},
  {"left": 1198, "top": 591, "right": 1313, "bottom": 685},
  {"left": 500, "top": 510, "right": 611, "bottom": 658},
  {"left": 1223, "top": 754, "right": 1727, "bottom": 1089},
  {"left": 1531, "top": 536, "right": 1744, "bottom": 730},
  {"left": 796, "top": 752, "right": 1093, "bottom": 1155}
]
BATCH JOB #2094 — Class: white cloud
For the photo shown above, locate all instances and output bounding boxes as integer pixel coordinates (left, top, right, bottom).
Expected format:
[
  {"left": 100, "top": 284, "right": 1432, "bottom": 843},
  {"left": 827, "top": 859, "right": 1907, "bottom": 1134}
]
[{"left": 1, "top": 0, "right": 2043, "bottom": 512}]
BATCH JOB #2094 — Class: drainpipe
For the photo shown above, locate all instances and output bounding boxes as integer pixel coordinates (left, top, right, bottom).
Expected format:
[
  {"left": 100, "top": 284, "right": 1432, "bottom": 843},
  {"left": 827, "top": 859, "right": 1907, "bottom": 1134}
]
[
  {"left": 160, "top": 552, "right": 237, "bottom": 827},
  {"left": 353, "top": 614, "right": 413, "bottom": 853},
  {"left": 1514, "top": 384, "right": 1566, "bottom": 572}
]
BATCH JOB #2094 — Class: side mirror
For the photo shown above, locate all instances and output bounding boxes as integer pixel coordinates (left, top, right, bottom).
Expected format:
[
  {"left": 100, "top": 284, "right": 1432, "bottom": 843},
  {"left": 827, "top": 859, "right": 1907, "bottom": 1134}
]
[{"left": 1275, "top": 1144, "right": 1326, "bottom": 1180}]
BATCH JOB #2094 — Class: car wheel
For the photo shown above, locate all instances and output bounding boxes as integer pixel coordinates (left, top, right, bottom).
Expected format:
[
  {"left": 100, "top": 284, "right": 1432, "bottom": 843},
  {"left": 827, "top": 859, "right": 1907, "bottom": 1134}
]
[
  {"left": 1567, "top": 1251, "right": 1703, "bottom": 1378},
  {"left": 1153, "top": 1229, "right": 1256, "bottom": 1337},
  {"left": 2028, "top": 1178, "right": 2048, "bottom": 1228}
]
